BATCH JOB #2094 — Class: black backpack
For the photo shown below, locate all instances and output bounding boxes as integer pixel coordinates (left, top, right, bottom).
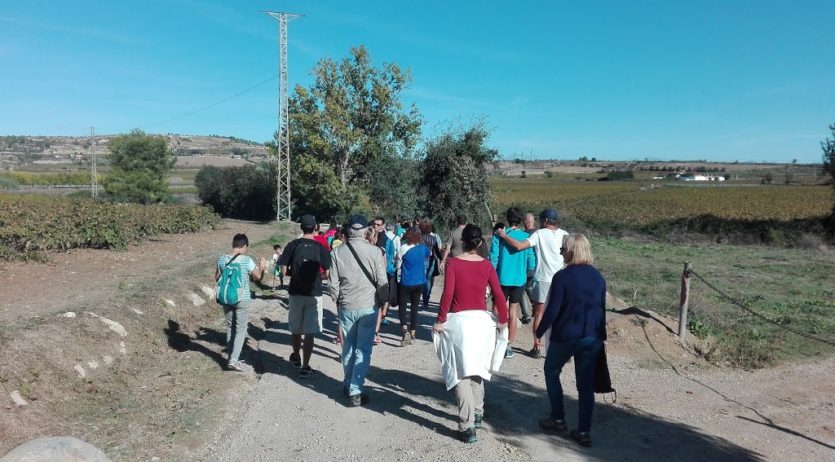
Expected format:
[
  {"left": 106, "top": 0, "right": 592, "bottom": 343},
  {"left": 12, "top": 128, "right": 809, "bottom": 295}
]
[{"left": 286, "top": 238, "right": 325, "bottom": 295}]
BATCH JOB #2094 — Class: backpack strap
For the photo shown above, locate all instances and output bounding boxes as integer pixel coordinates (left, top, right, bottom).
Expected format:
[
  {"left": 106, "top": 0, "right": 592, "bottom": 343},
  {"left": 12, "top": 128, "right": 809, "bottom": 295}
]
[
  {"left": 345, "top": 241, "right": 378, "bottom": 289},
  {"left": 216, "top": 253, "right": 241, "bottom": 282}
]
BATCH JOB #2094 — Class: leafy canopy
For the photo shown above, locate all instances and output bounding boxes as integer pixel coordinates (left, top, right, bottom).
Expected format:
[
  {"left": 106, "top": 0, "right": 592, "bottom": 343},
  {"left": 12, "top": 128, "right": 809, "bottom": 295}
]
[
  {"left": 285, "top": 45, "right": 421, "bottom": 220},
  {"left": 419, "top": 125, "right": 498, "bottom": 229},
  {"left": 105, "top": 129, "right": 175, "bottom": 204}
]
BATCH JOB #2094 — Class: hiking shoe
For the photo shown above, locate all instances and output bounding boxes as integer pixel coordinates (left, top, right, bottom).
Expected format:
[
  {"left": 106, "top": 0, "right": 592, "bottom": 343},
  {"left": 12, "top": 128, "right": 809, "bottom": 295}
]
[
  {"left": 227, "top": 360, "right": 245, "bottom": 372},
  {"left": 539, "top": 417, "right": 568, "bottom": 433},
  {"left": 504, "top": 347, "right": 515, "bottom": 359},
  {"left": 529, "top": 347, "right": 542, "bottom": 359},
  {"left": 474, "top": 412, "right": 484, "bottom": 429},
  {"left": 458, "top": 427, "right": 478, "bottom": 444},
  {"left": 289, "top": 352, "right": 302, "bottom": 368},
  {"left": 521, "top": 316, "right": 532, "bottom": 325},
  {"left": 348, "top": 393, "right": 370, "bottom": 407},
  {"left": 570, "top": 430, "right": 592, "bottom": 447},
  {"left": 299, "top": 366, "right": 314, "bottom": 378}
]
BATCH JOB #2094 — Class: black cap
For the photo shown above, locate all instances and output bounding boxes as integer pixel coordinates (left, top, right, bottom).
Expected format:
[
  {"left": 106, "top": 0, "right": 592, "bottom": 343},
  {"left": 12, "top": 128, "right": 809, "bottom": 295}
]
[
  {"left": 300, "top": 215, "right": 317, "bottom": 227},
  {"left": 540, "top": 208, "right": 559, "bottom": 221},
  {"left": 347, "top": 214, "right": 368, "bottom": 230}
]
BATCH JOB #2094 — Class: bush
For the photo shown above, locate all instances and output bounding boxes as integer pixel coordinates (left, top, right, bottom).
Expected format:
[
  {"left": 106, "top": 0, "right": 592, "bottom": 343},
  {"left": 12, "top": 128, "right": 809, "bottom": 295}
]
[
  {"left": 606, "top": 170, "right": 634, "bottom": 181},
  {"left": 0, "top": 177, "right": 19, "bottom": 190},
  {"left": 195, "top": 164, "right": 275, "bottom": 220}
]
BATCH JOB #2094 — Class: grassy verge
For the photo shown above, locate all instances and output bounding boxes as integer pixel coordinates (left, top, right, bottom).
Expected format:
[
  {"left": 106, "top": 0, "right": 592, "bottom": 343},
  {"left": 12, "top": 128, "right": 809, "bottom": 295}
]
[{"left": 593, "top": 237, "right": 835, "bottom": 368}]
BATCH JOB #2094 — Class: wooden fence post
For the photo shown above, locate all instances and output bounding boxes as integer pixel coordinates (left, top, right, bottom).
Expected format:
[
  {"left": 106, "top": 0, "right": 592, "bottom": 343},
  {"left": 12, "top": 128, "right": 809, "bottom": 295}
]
[{"left": 678, "top": 261, "right": 692, "bottom": 343}]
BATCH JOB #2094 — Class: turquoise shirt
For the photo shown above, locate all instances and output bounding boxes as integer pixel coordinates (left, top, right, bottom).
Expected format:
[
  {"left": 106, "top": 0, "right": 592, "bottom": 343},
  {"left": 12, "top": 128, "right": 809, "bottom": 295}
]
[{"left": 489, "top": 227, "right": 535, "bottom": 287}]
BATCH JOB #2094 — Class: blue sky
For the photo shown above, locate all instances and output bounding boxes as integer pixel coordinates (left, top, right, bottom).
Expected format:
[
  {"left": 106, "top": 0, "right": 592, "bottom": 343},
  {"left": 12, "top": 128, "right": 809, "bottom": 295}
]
[{"left": 1, "top": 1, "right": 833, "bottom": 163}]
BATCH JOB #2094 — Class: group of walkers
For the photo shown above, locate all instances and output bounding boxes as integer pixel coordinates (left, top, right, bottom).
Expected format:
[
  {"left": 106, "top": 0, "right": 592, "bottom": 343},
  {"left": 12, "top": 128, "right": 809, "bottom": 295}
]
[{"left": 215, "top": 207, "right": 609, "bottom": 447}]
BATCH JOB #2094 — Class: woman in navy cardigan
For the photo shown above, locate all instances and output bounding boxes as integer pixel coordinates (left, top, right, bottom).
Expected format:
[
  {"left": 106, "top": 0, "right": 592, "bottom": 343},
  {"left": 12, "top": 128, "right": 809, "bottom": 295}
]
[{"left": 535, "top": 233, "right": 606, "bottom": 448}]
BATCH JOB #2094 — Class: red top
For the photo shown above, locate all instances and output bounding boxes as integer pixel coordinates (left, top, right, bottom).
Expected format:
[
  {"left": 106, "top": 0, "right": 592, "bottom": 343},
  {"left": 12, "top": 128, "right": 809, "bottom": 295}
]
[
  {"left": 314, "top": 234, "right": 330, "bottom": 249},
  {"left": 437, "top": 257, "right": 508, "bottom": 324}
]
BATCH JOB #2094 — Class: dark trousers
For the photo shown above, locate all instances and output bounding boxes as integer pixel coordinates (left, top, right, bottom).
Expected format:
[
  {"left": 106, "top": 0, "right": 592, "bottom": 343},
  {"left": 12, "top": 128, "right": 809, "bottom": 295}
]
[
  {"left": 398, "top": 284, "right": 422, "bottom": 331},
  {"left": 544, "top": 336, "right": 603, "bottom": 433}
]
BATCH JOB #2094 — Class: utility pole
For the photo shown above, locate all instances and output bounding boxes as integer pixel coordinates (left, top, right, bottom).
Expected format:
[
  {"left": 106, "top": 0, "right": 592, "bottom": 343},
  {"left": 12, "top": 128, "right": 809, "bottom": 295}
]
[
  {"left": 264, "top": 11, "right": 302, "bottom": 222},
  {"left": 90, "top": 127, "right": 98, "bottom": 198}
]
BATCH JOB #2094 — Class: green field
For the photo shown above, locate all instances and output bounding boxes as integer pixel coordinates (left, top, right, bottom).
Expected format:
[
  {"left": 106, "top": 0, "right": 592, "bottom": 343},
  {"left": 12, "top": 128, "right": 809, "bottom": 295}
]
[{"left": 489, "top": 175, "right": 835, "bottom": 367}]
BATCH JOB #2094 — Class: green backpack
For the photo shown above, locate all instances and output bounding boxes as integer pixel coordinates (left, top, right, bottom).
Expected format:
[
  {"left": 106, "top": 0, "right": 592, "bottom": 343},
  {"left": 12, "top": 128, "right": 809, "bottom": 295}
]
[{"left": 216, "top": 254, "right": 243, "bottom": 305}]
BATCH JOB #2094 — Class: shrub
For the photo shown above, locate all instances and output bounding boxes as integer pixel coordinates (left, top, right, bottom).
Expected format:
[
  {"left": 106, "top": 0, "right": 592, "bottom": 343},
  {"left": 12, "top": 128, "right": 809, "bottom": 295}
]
[
  {"left": 606, "top": 170, "right": 634, "bottom": 181},
  {"left": 195, "top": 164, "right": 275, "bottom": 220}
]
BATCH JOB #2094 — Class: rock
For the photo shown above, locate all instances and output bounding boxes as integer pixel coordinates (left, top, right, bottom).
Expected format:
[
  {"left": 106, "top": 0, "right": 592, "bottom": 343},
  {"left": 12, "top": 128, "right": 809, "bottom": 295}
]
[
  {"left": 102, "top": 355, "right": 114, "bottom": 366},
  {"left": 200, "top": 285, "right": 215, "bottom": 299},
  {"left": 74, "top": 364, "right": 86, "bottom": 379},
  {"left": 130, "top": 308, "right": 144, "bottom": 315},
  {"left": 84, "top": 312, "right": 128, "bottom": 337},
  {"left": 10, "top": 391, "right": 28, "bottom": 406},
  {"left": 163, "top": 299, "right": 176, "bottom": 308},
  {"left": 119, "top": 341, "right": 127, "bottom": 355},
  {"left": 0, "top": 436, "right": 111, "bottom": 462},
  {"left": 87, "top": 360, "right": 99, "bottom": 369},
  {"left": 189, "top": 293, "right": 206, "bottom": 306},
  {"left": 62, "top": 312, "right": 77, "bottom": 318}
]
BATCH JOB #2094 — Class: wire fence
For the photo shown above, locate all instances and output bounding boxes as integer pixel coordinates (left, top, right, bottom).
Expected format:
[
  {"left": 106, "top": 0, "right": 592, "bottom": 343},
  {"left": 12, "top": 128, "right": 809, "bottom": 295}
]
[{"left": 689, "top": 270, "right": 835, "bottom": 348}]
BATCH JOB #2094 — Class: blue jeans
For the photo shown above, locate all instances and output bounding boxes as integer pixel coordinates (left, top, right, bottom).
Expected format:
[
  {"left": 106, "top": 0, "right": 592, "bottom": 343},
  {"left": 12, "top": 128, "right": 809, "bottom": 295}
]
[
  {"left": 339, "top": 307, "right": 378, "bottom": 397},
  {"left": 544, "top": 336, "right": 603, "bottom": 433}
]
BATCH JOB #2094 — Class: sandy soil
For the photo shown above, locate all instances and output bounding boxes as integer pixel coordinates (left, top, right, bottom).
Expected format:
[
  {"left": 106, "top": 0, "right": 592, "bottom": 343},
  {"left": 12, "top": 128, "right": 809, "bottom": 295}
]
[{"left": 1, "top": 223, "right": 833, "bottom": 461}]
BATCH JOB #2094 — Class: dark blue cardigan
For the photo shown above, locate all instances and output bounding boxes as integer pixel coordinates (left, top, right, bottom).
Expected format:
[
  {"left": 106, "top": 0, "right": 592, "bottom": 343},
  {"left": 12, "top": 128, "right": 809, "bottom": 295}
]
[{"left": 535, "top": 264, "right": 607, "bottom": 342}]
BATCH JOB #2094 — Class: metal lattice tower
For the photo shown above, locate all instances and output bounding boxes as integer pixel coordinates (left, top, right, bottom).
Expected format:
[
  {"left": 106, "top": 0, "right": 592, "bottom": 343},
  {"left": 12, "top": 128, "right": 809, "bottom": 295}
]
[
  {"left": 264, "top": 11, "right": 302, "bottom": 222},
  {"left": 90, "top": 126, "right": 98, "bottom": 198}
]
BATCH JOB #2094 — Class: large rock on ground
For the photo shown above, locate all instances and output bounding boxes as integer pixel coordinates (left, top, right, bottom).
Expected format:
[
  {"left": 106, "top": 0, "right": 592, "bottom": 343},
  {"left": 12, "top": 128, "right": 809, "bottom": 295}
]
[{"left": 0, "top": 437, "right": 110, "bottom": 462}]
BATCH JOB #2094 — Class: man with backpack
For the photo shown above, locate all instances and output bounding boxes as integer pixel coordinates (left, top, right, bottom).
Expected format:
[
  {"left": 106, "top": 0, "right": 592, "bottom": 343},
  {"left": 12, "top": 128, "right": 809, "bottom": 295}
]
[
  {"left": 216, "top": 233, "right": 267, "bottom": 372},
  {"left": 278, "top": 215, "right": 332, "bottom": 377}
]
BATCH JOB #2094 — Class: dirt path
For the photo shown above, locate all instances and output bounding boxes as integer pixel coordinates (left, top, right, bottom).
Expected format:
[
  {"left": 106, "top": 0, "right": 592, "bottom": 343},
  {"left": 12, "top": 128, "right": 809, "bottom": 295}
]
[
  {"left": 207, "top": 281, "right": 835, "bottom": 462},
  {"left": 2, "top": 225, "right": 833, "bottom": 461}
]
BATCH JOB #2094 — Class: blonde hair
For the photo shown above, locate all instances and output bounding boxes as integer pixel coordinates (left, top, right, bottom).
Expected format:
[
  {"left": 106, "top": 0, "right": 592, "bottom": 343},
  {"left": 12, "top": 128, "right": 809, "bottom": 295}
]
[
  {"left": 562, "top": 233, "right": 593, "bottom": 265},
  {"left": 365, "top": 227, "right": 378, "bottom": 245}
]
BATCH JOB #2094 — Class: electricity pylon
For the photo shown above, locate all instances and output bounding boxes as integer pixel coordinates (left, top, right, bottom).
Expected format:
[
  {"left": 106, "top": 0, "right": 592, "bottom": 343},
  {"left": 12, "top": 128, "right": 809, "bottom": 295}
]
[{"left": 264, "top": 11, "right": 302, "bottom": 222}]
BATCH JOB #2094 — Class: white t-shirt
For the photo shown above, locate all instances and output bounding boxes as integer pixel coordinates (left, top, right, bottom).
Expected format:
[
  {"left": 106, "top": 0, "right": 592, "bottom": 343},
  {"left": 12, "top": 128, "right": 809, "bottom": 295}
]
[{"left": 527, "top": 228, "right": 569, "bottom": 282}]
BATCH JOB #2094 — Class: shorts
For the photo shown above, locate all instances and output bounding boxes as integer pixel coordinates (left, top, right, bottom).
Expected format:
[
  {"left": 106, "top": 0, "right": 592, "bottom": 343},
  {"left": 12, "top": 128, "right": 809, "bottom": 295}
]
[
  {"left": 530, "top": 280, "right": 551, "bottom": 304},
  {"left": 501, "top": 285, "right": 525, "bottom": 304},
  {"left": 288, "top": 294, "right": 323, "bottom": 335}
]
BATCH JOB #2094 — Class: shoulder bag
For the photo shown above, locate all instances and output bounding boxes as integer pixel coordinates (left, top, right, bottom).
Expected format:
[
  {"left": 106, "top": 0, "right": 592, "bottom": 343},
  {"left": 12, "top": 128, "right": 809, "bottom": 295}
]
[{"left": 345, "top": 241, "right": 389, "bottom": 304}]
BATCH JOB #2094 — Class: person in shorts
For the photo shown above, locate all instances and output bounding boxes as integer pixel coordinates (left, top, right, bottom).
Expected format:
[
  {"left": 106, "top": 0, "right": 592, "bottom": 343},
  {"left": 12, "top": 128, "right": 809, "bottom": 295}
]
[
  {"left": 278, "top": 214, "right": 332, "bottom": 377},
  {"left": 495, "top": 208, "right": 568, "bottom": 358},
  {"left": 489, "top": 207, "right": 535, "bottom": 358}
]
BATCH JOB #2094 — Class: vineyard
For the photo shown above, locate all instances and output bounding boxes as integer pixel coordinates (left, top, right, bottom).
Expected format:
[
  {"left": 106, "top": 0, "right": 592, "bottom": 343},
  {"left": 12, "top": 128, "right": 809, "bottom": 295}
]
[
  {"left": 490, "top": 177, "right": 832, "bottom": 240},
  {"left": 0, "top": 172, "right": 104, "bottom": 186},
  {"left": 0, "top": 194, "right": 219, "bottom": 260}
]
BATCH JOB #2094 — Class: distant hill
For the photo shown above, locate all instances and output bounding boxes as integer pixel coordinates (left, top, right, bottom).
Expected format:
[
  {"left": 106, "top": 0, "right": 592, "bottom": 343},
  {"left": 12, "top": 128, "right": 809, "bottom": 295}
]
[{"left": 0, "top": 134, "right": 269, "bottom": 169}]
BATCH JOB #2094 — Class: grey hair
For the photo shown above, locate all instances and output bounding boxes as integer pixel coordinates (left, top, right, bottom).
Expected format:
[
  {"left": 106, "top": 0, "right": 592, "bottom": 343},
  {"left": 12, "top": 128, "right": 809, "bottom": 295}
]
[
  {"left": 349, "top": 227, "right": 367, "bottom": 239},
  {"left": 385, "top": 223, "right": 395, "bottom": 232}
]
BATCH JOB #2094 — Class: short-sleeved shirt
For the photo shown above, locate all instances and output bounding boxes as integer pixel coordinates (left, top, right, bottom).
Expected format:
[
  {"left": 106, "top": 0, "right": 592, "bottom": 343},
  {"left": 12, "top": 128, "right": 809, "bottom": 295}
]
[
  {"left": 527, "top": 228, "right": 569, "bottom": 282},
  {"left": 445, "top": 226, "right": 465, "bottom": 257},
  {"left": 278, "top": 238, "right": 332, "bottom": 296},
  {"left": 399, "top": 243, "right": 431, "bottom": 286},
  {"left": 217, "top": 254, "right": 257, "bottom": 301}
]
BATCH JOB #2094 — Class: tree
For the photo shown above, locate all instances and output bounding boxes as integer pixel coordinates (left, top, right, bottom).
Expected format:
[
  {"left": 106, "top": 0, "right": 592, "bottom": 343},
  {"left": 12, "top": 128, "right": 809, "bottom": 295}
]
[
  {"left": 286, "top": 46, "right": 421, "bottom": 219},
  {"left": 822, "top": 123, "right": 835, "bottom": 232},
  {"left": 104, "top": 129, "right": 175, "bottom": 203},
  {"left": 418, "top": 125, "right": 498, "bottom": 229},
  {"left": 823, "top": 123, "right": 835, "bottom": 184}
]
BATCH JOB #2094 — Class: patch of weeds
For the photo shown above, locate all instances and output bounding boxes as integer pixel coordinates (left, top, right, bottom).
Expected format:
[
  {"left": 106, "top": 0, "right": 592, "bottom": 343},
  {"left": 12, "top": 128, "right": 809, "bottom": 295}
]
[
  {"left": 720, "top": 327, "right": 778, "bottom": 369},
  {"left": 687, "top": 315, "right": 711, "bottom": 340}
]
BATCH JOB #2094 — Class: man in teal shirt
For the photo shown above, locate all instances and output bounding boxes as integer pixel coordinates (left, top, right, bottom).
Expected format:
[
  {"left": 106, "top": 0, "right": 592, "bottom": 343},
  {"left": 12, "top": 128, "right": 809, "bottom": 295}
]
[{"left": 490, "top": 207, "right": 536, "bottom": 358}]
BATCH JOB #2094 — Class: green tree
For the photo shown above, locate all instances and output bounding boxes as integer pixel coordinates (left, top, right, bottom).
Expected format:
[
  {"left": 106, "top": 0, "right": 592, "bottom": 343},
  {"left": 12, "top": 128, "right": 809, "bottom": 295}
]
[
  {"left": 418, "top": 125, "right": 498, "bottom": 229},
  {"left": 822, "top": 123, "right": 835, "bottom": 231},
  {"left": 105, "top": 129, "right": 175, "bottom": 203},
  {"left": 195, "top": 164, "right": 275, "bottom": 220},
  {"left": 285, "top": 46, "right": 422, "bottom": 219}
]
